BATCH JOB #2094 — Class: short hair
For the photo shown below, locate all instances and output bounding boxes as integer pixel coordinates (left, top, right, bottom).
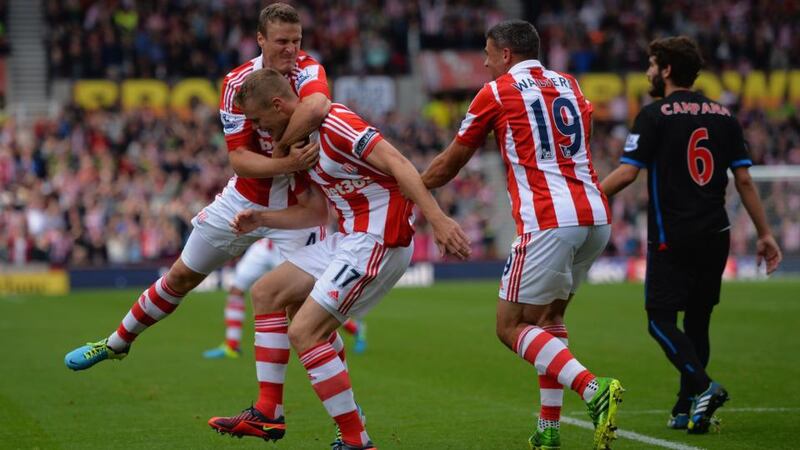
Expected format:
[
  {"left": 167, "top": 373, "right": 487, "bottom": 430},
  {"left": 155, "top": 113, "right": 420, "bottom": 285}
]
[
  {"left": 234, "top": 68, "right": 295, "bottom": 110},
  {"left": 648, "top": 36, "right": 704, "bottom": 88},
  {"left": 486, "top": 20, "right": 540, "bottom": 60},
  {"left": 258, "top": 2, "right": 300, "bottom": 37}
]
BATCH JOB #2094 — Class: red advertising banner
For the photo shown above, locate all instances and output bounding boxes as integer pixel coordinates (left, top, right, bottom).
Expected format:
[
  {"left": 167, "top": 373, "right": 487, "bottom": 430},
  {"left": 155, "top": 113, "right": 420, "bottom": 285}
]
[{"left": 418, "top": 50, "right": 490, "bottom": 92}]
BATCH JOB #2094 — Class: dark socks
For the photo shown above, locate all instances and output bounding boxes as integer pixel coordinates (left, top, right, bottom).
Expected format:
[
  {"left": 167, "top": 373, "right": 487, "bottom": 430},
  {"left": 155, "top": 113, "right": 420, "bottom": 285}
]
[{"left": 647, "top": 309, "right": 712, "bottom": 396}]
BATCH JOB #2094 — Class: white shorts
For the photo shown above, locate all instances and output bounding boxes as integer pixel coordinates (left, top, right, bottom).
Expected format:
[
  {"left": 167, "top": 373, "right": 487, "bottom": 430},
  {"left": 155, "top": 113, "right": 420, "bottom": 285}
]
[
  {"left": 499, "top": 225, "right": 610, "bottom": 305},
  {"left": 287, "top": 232, "right": 413, "bottom": 322},
  {"left": 231, "top": 239, "right": 285, "bottom": 291},
  {"left": 181, "top": 181, "right": 322, "bottom": 275}
]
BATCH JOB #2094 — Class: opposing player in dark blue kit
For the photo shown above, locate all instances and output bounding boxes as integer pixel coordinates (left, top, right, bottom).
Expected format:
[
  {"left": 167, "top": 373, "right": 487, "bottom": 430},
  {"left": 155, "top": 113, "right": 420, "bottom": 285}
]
[{"left": 601, "top": 36, "right": 782, "bottom": 434}]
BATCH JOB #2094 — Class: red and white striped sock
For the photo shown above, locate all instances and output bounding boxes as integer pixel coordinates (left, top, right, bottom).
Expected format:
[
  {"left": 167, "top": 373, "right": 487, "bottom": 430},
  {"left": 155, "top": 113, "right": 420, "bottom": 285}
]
[
  {"left": 329, "top": 331, "right": 347, "bottom": 371},
  {"left": 514, "top": 325, "right": 596, "bottom": 402},
  {"left": 224, "top": 293, "right": 246, "bottom": 351},
  {"left": 107, "top": 276, "right": 185, "bottom": 351},
  {"left": 300, "top": 342, "right": 369, "bottom": 447},
  {"left": 537, "top": 324, "right": 568, "bottom": 429},
  {"left": 254, "top": 313, "right": 290, "bottom": 419}
]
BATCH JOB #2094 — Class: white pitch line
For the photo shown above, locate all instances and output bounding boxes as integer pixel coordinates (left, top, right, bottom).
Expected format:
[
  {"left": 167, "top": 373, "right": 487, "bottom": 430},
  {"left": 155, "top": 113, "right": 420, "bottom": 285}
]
[
  {"left": 618, "top": 407, "right": 800, "bottom": 415},
  {"left": 561, "top": 416, "right": 704, "bottom": 450}
]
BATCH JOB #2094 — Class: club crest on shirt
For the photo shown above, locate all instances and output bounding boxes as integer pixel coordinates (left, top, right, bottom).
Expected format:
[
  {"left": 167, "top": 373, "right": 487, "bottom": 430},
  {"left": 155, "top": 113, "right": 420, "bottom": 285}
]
[
  {"left": 624, "top": 134, "right": 640, "bottom": 152},
  {"left": 354, "top": 128, "right": 378, "bottom": 158}
]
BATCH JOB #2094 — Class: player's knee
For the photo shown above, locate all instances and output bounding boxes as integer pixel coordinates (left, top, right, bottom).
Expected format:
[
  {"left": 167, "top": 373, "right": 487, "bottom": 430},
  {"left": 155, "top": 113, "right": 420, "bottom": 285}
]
[
  {"left": 165, "top": 260, "right": 204, "bottom": 294},
  {"left": 251, "top": 282, "right": 280, "bottom": 311}
]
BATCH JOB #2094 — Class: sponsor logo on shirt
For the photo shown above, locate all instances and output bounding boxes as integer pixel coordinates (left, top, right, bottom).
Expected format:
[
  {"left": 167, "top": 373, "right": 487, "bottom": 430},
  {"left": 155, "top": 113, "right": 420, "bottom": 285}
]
[
  {"left": 624, "top": 134, "right": 640, "bottom": 152},
  {"left": 354, "top": 128, "right": 378, "bottom": 158}
]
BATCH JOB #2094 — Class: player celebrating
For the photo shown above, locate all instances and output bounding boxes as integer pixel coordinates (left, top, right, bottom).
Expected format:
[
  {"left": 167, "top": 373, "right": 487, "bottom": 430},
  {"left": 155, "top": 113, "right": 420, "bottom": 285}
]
[
  {"left": 203, "top": 239, "right": 368, "bottom": 358},
  {"left": 65, "top": 3, "right": 329, "bottom": 370},
  {"left": 601, "top": 36, "right": 782, "bottom": 433},
  {"left": 421, "top": 20, "right": 622, "bottom": 450},
  {"left": 206, "top": 68, "right": 470, "bottom": 450}
]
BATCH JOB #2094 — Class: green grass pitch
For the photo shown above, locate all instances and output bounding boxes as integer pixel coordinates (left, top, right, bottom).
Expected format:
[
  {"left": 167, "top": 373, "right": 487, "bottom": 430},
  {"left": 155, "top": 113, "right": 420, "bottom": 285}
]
[{"left": 1, "top": 280, "right": 798, "bottom": 449}]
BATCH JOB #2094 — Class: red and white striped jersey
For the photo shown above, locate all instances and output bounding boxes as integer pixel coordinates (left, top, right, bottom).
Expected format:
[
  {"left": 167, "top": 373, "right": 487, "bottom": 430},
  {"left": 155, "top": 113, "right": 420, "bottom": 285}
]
[
  {"left": 456, "top": 59, "right": 610, "bottom": 235},
  {"left": 308, "top": 104, "right": 414, "bottom": 248},
  {"left": 219, "top": 50, "right": 330, "bottom": 207}
]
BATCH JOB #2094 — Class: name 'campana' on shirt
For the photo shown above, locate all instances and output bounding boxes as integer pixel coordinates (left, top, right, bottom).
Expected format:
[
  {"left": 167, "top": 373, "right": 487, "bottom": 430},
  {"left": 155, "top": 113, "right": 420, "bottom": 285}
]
[{"left": 660, "top": 101, "right": 732, "bottom": 117}]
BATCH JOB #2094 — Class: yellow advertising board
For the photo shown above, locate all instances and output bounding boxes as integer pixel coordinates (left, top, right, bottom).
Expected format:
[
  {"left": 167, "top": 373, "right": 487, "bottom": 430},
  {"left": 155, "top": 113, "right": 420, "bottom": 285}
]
[
  {"left": 0, "top": 269, "right": 70, "bottom": 296},
  {"left": 72, "top": 70, "right": 800, "bottom": 120}
]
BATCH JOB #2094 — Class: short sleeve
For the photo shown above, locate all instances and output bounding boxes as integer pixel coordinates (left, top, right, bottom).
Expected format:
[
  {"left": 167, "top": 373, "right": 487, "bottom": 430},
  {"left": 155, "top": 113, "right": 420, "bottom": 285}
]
[
  {"left": 219, "top": 75, "right": 255, "bottom": 152},
  {"left": 323, "top": 108, "right": 384, "bottom": 160},
  {"left": 455, "top": 84, "right": 500, "bottom": 149},
  {"left": 728, "top": 119, "right": 753, "bottom": 168},
  {"left": 294, "top": 62, "right": 331, "bottom": 99},
  {"left": 620, "top": 109, "right": 658, "bottom": 168}
]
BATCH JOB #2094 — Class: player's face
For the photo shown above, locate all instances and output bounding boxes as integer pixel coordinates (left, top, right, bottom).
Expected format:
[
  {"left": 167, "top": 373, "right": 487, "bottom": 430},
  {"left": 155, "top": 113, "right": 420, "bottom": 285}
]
[
  {"left": 243, "top": 99, "right": 292, "bottom": 140},
  {"left": 259, "top": 21, "right": 302, "bottom": 75},
  {"left": 647, "top": 56, "right": 667, "bottom": 98},
  {"left": 484, "top": 38, "right": 507, "bottom": 79}
]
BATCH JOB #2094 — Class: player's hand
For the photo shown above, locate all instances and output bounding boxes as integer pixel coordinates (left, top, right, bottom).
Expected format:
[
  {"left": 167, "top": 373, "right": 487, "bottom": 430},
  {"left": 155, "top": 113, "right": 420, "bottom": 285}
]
[
  {"left": 230, "top": 209, "right": 265, "bottom": 235},
  {"left": 756, "top": 234, "right": 782, "bottom": 274},
  {"left": 287, "top": 138, "right": 320, "bottom": 171},
  {"left": 431, "top": 216, "right": 471, "bottom": 260}
]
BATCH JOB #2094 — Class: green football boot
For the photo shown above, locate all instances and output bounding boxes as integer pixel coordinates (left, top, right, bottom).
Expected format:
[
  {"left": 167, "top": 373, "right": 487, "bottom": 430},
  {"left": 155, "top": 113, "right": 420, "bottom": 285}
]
[
  {"left": 586, "top": 377, "right": 624, "bottom": 450},
  {"left": 528, "top": 426, "right": 560, "bottom": 450}
]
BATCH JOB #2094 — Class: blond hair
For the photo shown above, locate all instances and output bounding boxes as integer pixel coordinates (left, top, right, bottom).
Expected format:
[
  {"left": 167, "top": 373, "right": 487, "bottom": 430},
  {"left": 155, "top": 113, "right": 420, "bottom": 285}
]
[{"left": 233, "top": 68, "right": 295, "bottom": 110}]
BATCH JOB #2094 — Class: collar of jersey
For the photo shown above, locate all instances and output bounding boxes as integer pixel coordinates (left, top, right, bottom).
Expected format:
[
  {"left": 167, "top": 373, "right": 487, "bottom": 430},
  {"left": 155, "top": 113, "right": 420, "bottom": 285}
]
[{"left": 508, "top": 59, "right": 544, "bottom": 73}]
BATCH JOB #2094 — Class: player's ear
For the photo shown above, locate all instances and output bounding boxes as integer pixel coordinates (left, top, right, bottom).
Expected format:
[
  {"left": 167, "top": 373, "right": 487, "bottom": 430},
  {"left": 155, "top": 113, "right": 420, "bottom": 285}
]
[
  {"left": 257, "top": 32, "right": 266, "bottom": 48},
  {"left": 271, "top": 96, "right": 283, "bottom": 112},
  {"left": 661, "top": 64, "right": 672, "bottom": 81},
  {"left": 502, "top": 47, "right": 512, "bottom": 64}
]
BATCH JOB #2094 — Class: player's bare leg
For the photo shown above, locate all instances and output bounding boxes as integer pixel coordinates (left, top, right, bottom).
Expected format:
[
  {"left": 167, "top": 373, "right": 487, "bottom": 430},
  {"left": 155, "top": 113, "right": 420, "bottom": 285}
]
[{"left": 497, "top": 299, "right": 623, "bottom": 449}]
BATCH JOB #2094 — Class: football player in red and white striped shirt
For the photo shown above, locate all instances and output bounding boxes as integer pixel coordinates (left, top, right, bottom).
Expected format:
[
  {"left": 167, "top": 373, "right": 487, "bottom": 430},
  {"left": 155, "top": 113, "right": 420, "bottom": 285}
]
[
  {"left": 422, "top": 20, "right": 623, "bottom": 449},
  {"left": 65, "top": 3, "right": 333, "bottom": 376},
  {"left": 208, "top": 68, "right": 471, "bottom": 450}
]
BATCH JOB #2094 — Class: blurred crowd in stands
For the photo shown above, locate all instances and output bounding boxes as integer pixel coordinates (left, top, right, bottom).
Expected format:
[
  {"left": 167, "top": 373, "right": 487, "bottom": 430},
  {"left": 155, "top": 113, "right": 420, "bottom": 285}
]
[
  {"left": 44, "top": 0, "right": 499, "bottom": 80},
  {"left": 0, "top": 0, "right": 8, "bottom": 57},
  {"left": 43, "top": 0, "right": 799, "bottom": 81},
  {"left": 526, "top": 0, "right": 800, "bottom": 73},
  {"left": 2, "top": 0, "right": 799, "bottom": 266}
]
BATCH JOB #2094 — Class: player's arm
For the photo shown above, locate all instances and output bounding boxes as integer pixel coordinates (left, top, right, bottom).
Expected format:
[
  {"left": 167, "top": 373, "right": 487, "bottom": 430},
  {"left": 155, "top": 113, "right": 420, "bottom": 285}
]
[
  {"left": 228, "top": 139, "right": 319, "bottom": 178},
  {"left": 602, "top": 110, "right": 656, "bottom": 197},
  {"left": 366, "top": 140, "right": 471, "bottom": 259},
  {"left": 422, "top": 84, "right": 496, "bottom": 189},
  {"left": 732, "top": 166, "right": 782, "bottom": 273},
  {"left": 273, "top": 92, "right": 331, "bottom": 158},
  {"left": 601, "top": 164, "right": 641, "bottom": 197},
  {"left": 230, "top": 183, "right": 328, "bottom": 233},
  {"left": 421, "top": 139, "right": 479, "bottom": 189}
]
